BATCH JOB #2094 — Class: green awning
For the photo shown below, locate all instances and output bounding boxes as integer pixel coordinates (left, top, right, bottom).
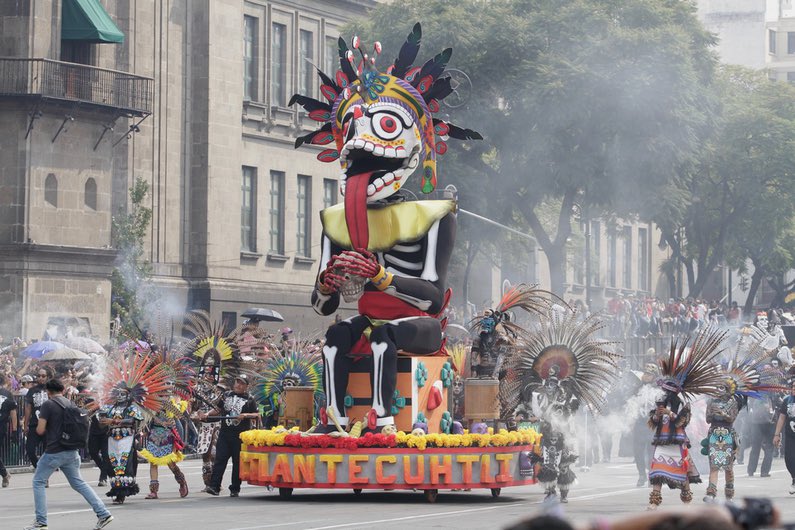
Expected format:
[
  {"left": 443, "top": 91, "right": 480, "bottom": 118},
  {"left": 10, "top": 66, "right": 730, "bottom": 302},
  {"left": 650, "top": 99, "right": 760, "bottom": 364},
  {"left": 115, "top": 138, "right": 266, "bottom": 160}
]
[{"left": 61, "top": 0, "right": 124, "bottom": 43}]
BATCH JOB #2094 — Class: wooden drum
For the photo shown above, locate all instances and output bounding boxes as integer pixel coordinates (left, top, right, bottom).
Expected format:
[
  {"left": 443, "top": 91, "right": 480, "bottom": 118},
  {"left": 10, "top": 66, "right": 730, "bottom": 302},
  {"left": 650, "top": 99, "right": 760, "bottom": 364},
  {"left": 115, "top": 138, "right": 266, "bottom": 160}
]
[
  {"left": 281, "top": 386, "right": 315, "bottom": 430},
  {"left": 463, "top": 378, "right": 500, "bottom": 421}
]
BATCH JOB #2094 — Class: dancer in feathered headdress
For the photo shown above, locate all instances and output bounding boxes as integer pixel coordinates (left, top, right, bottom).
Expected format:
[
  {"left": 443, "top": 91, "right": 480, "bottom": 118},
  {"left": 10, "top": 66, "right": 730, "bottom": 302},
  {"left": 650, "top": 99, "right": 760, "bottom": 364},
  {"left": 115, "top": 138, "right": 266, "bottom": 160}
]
[
  {"left": 253, "top": 339, "right": 323, "bottom": 428},
  {"left": 505, "top": 309, "right": 620, "bottom": 503},
  {"left": 138, "top": 346, "right": 196, "bottom": 501},
  {"left": 701, "top": 327, "right": 787, "bottom": 503},
  {"left": 647, "top": 326, "right": 727, "bottom": 510},
  {"left": 181, "top": 310, "right": 240, "bottom": 489},
  {"left": 468, "top": 284, "right": 558, "bottom": 379},
  {"left": 97, "top": 353, "right": 170, "bottom": 504}
]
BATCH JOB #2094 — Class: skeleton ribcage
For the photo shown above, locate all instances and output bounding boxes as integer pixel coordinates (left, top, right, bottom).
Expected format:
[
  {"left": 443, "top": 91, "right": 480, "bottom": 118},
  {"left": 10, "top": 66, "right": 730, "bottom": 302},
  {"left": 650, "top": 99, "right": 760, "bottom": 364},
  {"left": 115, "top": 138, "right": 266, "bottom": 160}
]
[{"left": 380, "top": 239, "right": 428, "bottom": 278}]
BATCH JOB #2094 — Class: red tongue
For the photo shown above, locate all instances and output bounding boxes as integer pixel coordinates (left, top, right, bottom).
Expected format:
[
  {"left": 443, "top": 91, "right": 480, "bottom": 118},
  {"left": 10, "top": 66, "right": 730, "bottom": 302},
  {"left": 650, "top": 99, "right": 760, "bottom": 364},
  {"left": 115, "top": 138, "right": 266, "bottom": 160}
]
[{"left": 344, "top": 172, "right": 373, "bottom": 249}]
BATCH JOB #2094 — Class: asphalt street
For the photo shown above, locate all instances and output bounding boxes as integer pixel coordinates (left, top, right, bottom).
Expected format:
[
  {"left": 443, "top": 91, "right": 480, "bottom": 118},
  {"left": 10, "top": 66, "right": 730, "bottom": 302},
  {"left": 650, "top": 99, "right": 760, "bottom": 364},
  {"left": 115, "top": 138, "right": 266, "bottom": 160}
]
[{"left": 3, "top": 457, "right": 795, "bottom": 530}]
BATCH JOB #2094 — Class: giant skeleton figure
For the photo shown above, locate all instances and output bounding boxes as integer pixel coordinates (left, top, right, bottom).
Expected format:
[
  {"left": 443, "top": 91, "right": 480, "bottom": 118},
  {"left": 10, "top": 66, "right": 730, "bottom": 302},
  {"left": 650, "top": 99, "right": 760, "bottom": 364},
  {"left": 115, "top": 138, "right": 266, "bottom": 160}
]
[
  {"left": 502, "top": 310, "right": 620, "bottom": 503},
  {"left": 291, "top": 24, "right": 481, "bottom": 432}
]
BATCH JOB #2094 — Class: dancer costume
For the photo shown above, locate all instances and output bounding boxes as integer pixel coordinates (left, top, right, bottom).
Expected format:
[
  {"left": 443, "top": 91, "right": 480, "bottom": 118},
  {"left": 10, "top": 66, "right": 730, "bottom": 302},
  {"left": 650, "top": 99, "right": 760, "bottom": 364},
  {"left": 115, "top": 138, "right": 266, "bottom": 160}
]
[
  {"left": 468, "top": 285, "right": 556, "bottom": 424},
  {"left": 99, "top": 353, "right": 170, "bottom": 504},
  {"left": 184, "top": 310, "right": 244, "bottom": 487},
  {"left": 647, "top": 327, "right": 726, "bottom": 509},
  {"left": 503, "top": 310, "right": 620, "bottom": 503},
  {"left": 140, "top": 397, "right": 190, "bottom": 499},
  {"left": 702, "top": 329, "right": 786, "bottom": 502},
  {"left": 290, "top": 23, "right": 481, "bottom": 433}
]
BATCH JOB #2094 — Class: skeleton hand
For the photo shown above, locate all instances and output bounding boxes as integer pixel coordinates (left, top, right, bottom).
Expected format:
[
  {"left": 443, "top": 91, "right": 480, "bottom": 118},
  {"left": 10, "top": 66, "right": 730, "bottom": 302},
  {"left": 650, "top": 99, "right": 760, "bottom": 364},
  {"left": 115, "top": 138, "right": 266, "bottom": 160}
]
[
  {"left": 317, "top": 255, "right": 347, "bottom": 294},
  {"left": 338, "top": 249, "right": 381, "bottom": 279}
]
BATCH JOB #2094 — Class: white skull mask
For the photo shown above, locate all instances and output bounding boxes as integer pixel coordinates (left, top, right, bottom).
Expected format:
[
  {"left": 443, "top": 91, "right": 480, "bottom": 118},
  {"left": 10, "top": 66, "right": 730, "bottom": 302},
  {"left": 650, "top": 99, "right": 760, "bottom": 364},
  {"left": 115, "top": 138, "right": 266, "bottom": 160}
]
[{"left": 338, "top": 101, "right": 422, "bottom": 203}]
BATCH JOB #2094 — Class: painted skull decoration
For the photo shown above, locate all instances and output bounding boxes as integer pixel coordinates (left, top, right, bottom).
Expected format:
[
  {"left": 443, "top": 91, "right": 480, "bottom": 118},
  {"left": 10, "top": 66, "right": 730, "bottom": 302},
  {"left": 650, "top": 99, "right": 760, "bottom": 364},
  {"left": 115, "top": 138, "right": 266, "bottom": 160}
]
[{"left": 290, "top": 23, "right": 482, "bottom": 235}]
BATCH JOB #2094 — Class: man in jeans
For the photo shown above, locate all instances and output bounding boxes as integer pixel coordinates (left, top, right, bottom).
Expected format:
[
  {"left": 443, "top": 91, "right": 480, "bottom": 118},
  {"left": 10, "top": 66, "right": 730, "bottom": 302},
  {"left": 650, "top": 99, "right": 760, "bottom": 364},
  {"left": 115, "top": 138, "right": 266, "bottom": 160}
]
[{"left": 25, "top": 378, "right": 113, "bottom": 530}]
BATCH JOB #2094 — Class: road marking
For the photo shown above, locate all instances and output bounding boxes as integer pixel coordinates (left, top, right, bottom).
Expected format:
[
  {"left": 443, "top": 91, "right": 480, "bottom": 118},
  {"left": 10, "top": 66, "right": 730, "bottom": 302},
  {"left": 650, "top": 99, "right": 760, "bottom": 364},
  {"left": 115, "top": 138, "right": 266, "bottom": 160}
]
[
  {"left": 228, "top": 520, "right": 328, "bottom": 530},
  {"left": 0, "top": 508, "right": 92, "bottom": 520},
  {"left": 302, "top": 504, "right": 524, "bottom": 530}
]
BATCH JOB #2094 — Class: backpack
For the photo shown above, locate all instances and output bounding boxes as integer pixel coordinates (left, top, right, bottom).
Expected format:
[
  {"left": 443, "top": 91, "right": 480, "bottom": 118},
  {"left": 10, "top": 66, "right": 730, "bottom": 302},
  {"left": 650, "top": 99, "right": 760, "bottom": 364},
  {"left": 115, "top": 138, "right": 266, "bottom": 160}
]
[{"left": 53, "top": 396, "right": 90, "bottom": 449}]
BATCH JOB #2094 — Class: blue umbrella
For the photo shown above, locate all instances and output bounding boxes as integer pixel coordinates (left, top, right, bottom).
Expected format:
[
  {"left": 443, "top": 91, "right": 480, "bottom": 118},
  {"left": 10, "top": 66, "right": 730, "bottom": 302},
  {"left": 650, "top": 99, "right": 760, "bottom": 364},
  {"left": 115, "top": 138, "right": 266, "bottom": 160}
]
[{"left": 20, "top": 341, "right": 66, "bottom": 359}]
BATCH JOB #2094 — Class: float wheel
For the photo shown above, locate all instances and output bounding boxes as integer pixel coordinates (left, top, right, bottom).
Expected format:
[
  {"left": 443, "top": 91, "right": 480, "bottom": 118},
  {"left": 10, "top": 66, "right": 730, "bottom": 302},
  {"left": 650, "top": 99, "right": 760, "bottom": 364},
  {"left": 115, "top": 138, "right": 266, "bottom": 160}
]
[
  {"left": 353, "top": 489, "right": 363, "bottom": 495},
  {"left": 279, "top": 488, "right": 293, "bottom": 499},
  {"left": 491, "top": 488, "right": 501, "bottom": 498},
  {"left": 424, "top": 489, "right": 438, "bottom": 503}
]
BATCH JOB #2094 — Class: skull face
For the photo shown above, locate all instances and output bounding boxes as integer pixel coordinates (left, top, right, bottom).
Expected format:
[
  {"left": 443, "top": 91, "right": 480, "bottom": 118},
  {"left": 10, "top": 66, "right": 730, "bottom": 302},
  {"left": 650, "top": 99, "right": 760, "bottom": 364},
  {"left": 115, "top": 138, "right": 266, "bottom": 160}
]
[
  {"left": 337, "top": 100, "right": 423, "bottom": 203},
  {"left": 381, "top": 424, "right": 397, "bottom": 436}
]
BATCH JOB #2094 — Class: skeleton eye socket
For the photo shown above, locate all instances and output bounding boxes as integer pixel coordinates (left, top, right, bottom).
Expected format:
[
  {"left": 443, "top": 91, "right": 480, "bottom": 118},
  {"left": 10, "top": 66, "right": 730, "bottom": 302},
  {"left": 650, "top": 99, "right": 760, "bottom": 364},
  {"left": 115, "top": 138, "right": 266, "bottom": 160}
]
[{"left": 372, "top": 112, "right": 403, "bottom": 140}]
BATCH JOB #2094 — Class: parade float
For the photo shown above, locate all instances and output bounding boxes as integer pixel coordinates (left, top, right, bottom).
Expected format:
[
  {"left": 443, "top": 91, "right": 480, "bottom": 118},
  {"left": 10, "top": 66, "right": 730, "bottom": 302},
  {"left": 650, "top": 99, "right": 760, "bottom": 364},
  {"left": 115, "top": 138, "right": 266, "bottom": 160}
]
[{"left": 239, "top": 23, "right": 541, "bottom": 502}]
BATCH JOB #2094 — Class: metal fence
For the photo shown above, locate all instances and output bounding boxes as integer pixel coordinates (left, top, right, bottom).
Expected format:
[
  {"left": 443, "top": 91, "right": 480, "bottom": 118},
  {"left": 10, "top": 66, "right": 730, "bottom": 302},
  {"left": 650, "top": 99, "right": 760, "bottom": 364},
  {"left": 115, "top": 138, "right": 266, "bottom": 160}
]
[{"left": 0, "top": 58, "right": 153, "bottom": 115}]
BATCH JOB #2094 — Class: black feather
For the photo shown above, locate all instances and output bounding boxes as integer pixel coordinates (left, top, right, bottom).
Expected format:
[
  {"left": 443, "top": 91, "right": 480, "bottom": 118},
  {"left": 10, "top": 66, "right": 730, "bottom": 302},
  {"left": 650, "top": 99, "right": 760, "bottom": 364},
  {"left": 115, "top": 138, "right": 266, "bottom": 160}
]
[
  {"left": 288, "top": 94, "right": 331, "bottom": 112},
  {"left": 316, "top": 68, "right": 340, "bottom": 95},
  {"left": 423, "top": 76, "right": 454, "bottom": 103},
  {"left": 414, "top": 48, "right": 453, "bottom": 87},
  {"left": 295, "top": 123, "right": 332, "bottom": 149},
  {"left": 392, "top": 22, "right": 422, "bottom": 79},
  {"left": 338, "top": 37, "right": 358, "bottom": 82},
  {"left": 447, "top": 123, "right": 483, "bottom": 141}
]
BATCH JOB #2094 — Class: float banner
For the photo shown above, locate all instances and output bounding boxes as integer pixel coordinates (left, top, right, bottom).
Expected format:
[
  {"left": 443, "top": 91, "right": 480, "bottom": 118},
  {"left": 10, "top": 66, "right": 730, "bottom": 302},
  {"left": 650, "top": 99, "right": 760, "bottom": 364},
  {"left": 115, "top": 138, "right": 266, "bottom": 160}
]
[{"left": 241, "top": 445, "right": 536, "bottom": 489}]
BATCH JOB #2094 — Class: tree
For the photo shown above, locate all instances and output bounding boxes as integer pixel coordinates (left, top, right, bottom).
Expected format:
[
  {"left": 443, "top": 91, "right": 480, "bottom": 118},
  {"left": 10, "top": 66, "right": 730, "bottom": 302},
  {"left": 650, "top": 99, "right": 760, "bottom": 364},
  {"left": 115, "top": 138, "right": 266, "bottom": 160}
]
[
  {"left": 111, "top": 178, "right": 153, "bottom": 338},
  {"left": 352, "top": 0, "right": 717, "bottom": 295},
  {"left": 656, "top": 67, "right": 795, "bottom": 300}
]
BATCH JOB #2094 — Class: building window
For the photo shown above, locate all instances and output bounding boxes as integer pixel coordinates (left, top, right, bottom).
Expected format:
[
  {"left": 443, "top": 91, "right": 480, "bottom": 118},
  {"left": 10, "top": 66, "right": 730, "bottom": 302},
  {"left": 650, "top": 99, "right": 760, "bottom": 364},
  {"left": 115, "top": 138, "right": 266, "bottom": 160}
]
[
  {"left": 591, "top": 221, "right": 601, "bottom": 287},
  {"left": 244, "top": 16, "right": 258, "bottom": 101},
  {"left": 324, "top": 37, "right": 337, "bottom": 77},
  {"left": 788, "top": 72, "right": 795, "bottom": 84},
  {"left": 221, "top": 311, "right": 237, "bottom": 334},
  {"left": 638, "top": 227, "right": 649, "bottom": 291},
  {"left": 297, "top": 175, "right": 311, "bottom": 257},
  {"left": 45, "top": 173, "right": 58, "bottom": 207},
  {"left": 323, "top": 178, "right": 338, "bottom": 209},
  {"left": 84, "top": 178, "right": 97, "bottom": 210},
  {"left": 607, "top": 232, "right": 616, "bottom": 287},
  {"left": 770, "top": 29, "right": 777, "bottom": 54},
  {"left": 241, "top": 166, "right": 257, "bottom": 252},
  {"left": 271, "top": 22, "right": 287, "bottom": 107},
  {"left": 300, "top": 30, "right": 314, "bottom": 97},
  {"left": 269, "top": 171, "right": 285, "bottom": 254},
  {"left": 622, "top": 226, "right": 632, "bottom": 289},
  {"left": 789, "top": 32, "right": 795, "bottom": 54}
]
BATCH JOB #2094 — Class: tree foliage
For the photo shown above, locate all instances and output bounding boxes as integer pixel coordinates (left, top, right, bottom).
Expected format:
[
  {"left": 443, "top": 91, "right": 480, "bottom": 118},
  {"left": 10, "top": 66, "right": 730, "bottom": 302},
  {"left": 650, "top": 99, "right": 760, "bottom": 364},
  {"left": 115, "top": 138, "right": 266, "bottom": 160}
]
[
  {"left": 110, "top": 178, "right": 153, "bottom": 338},
  {"left": 351, "top": 0, "right": 717, "bottom": 295},
  {"left": 657, "top": 67, "right": 795, "bottom": 301}
]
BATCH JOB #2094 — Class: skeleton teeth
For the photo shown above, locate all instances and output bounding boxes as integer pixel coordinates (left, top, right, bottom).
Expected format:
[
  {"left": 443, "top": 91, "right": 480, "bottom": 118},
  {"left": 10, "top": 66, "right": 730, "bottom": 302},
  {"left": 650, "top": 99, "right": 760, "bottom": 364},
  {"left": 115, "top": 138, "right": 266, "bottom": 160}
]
[
  {"left": 353, "top": 139, "right": 366, "bottom": 149},
  {"left": 363, "top": 141, "right": 375, "bottom": 152},
  {"left": 367, "top": 184, "right": 376, "bottom": 196},
  {"left": 394, "top": 170, "right": 403, "bottom": 181},
  {"left": 373, "top": 145, "right": 385, "bottom": 156},
  {"left": 373, "top": 177, "right": 385, "bottom": 191},
  {"left": 382, "top": 172, "right": 395, "bottom": 185},
  {"left": 395, "top": 146, "right": 407, "bottom": 157},
  {"left": 385, "top": 147, "right": 397, "bottom": 158}
]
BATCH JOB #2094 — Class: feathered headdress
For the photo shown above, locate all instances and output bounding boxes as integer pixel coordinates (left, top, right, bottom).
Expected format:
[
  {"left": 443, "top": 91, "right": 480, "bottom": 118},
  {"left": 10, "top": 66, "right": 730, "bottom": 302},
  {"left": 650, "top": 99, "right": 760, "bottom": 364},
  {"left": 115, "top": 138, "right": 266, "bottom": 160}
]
[
  {"left": 503, "top": 310, "right": 621, "bottom": 413},
  {"left": 447, "top": 342, "right": 470, "bottom": 378},
  {"left": 657, "top": 325, "right": 728, "bottom": 401},
  {"left": 290, "top": 22, "right": 481, "bottom": 194},
  {"left": 101, "top": 352, "right": 171, "bottom": 418},
  {"left": 181, "top": 310, "right": 264, "bottom": 385},
  {"left": 720, "top": 326, "right": 788, "bottom": 399},
  {"left": 468, "top": 283, "right": 561, "bottom": 342},
  {"left": 253, "top": 339, "right": 323, "bottom": 418}
]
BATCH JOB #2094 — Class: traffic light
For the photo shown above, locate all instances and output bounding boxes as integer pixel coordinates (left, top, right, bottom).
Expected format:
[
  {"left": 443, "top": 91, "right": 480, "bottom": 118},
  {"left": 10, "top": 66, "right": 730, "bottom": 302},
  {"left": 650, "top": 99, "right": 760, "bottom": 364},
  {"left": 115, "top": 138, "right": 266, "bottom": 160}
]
[{"left": 740, "top": 276, "right": 749, "bottom": 292}]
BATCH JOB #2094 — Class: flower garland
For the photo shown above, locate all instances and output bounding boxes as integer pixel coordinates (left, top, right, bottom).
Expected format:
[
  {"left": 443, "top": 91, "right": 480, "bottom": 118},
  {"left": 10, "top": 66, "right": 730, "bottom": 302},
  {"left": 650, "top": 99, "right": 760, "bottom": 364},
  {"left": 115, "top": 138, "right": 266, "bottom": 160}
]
[{"left": 240, "top": 427, "right": 541, "bottom": 451}]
